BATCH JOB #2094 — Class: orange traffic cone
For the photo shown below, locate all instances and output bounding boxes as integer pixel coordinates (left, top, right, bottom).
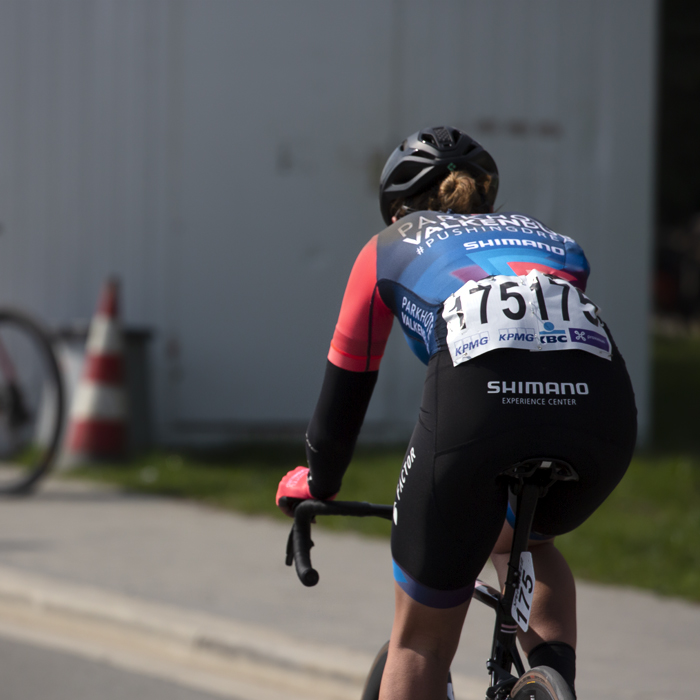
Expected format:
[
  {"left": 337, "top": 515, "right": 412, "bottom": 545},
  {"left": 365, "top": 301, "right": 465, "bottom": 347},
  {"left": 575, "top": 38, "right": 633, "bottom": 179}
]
[{"left": 64, "top": 278, "right": 128, "bottom": 463}]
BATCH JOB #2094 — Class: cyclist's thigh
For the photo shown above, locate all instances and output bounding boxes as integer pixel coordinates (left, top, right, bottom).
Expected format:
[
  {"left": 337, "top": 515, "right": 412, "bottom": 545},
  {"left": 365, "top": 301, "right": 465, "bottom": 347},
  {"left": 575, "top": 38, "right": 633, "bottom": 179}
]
[
  {"left": 391, "top": 351, "right": 521, "bottom": 598},
  {"left": 391, "top": 415, "right": 509, "bottom": 600}
]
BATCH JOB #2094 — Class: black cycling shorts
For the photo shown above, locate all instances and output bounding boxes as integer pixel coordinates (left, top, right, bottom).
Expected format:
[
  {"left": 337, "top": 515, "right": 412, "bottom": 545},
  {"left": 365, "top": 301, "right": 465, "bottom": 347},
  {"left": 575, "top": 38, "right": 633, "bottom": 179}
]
[{"left": 391, "top": 344, "right": 637, "bottom": 608}]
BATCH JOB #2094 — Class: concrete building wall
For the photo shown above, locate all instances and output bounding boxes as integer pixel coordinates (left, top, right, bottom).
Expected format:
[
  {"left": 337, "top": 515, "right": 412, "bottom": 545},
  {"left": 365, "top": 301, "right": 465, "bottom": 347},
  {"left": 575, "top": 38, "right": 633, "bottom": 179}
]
[{"left": 0, "top": 0, "right": 657, "bottom": 445}]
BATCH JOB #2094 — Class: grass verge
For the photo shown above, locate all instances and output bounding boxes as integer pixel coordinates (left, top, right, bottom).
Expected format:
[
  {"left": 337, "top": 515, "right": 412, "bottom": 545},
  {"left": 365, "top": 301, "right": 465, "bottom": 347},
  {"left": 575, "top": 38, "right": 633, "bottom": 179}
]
[
  {"left": 556, "top": 452, "right": 700, "bottom": 600},
  {"left": 651, "top": 333, "right": 700, "bottom": 451}
]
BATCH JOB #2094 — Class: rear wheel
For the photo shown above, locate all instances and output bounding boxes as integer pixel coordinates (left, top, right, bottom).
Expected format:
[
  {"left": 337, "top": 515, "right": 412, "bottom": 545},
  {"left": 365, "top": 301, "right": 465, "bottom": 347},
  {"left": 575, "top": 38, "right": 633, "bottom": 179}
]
[
  {"left": 0, "top": 310, "right": 64, "bottom": 494},
  {"left": 509, "top": 666, "right": 575, "bottom": 700},
  {"left": 360, "top": 641, "right": 455, "bottom": 700},
  {"left": 361, "top": 641, "right": 388, "bottom": 700}
]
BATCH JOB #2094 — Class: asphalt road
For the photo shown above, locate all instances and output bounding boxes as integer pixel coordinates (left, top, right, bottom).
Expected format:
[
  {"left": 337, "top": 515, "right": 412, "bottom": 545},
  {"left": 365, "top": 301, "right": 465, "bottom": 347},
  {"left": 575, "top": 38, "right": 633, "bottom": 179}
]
[
  {"left": 0, "top": 477, "right": 695, "bottom": 699},
  {"left": 0, "top": 635, "right": 223, "bottom": 700}
]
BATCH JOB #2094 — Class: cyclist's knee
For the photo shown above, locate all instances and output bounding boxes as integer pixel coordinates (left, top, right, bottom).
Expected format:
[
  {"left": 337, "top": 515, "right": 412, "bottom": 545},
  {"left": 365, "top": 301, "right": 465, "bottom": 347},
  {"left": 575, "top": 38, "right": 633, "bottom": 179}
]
[{"left": 391, "top": 584, "right": 468, "bottom": 663}]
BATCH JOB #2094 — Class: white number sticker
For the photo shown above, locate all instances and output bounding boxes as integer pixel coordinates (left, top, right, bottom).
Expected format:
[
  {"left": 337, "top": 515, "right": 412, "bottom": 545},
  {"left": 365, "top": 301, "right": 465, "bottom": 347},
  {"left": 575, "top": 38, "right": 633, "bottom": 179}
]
[
  {"left": 442, "top": 270, "right": 612, "bottom": 366},
  {"left": 511, "top": 551, "right": 535, "bottom": 632}
]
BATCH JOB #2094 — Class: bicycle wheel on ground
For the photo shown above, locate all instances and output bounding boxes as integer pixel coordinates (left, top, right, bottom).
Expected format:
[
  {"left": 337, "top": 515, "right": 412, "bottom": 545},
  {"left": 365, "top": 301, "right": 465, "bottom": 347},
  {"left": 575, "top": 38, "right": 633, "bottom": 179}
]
[
  {"left": 0, "top": 309, "right": 64, "bottom": 494},
  {"left": 361, "top": 641, "right": 455, "bottom": 700},
  {"left": 509, "top": 666, "right": 575, "bottom": 700},
  {"left": 361, "top": 641, "right": 388, "bottom": 700}
]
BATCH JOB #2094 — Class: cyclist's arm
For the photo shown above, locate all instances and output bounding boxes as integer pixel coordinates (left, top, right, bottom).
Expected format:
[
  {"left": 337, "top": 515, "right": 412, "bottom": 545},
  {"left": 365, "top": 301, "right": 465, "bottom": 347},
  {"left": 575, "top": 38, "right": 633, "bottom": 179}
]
[{"left": 306, "top": 236, "right": 394, "bottom": 499}]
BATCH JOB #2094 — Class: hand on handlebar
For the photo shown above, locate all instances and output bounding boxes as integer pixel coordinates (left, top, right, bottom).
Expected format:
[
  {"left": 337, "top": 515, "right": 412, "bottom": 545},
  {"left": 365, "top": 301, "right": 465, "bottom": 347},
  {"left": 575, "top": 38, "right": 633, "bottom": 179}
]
[{"left": 275, "top": 466, "right": 336, "bottom": 517}]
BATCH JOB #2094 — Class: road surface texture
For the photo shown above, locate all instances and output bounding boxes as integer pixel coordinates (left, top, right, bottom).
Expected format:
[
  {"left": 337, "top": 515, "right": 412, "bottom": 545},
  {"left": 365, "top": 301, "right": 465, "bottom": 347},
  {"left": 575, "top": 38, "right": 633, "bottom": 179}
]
[{"left": 0, "top": 478, "right": 695, "bottom": 699}]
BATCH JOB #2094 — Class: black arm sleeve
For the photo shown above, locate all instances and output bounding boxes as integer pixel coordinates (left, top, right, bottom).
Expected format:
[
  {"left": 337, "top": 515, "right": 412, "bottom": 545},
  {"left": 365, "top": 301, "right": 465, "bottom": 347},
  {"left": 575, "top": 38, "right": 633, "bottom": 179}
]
[{"left": 305, "top": 360, "right": 378, "bottom": 499}]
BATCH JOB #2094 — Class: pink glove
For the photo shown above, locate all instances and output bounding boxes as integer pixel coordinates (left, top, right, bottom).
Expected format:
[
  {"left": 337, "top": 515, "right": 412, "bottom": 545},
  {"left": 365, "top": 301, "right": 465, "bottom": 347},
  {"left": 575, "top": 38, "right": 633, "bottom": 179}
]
[
  {"left": 276, "top": 466, "right": 314, "bottom": 516},
  {"left": 276, "top": 466, "right": 336, "bottom": 517}
]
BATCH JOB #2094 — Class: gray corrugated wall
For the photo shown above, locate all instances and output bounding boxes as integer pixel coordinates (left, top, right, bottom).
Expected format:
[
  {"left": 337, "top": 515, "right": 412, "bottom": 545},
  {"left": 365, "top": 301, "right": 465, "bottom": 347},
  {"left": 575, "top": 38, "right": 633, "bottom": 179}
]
[
  {"left": 0, "top": 0, "right": 656, "bottom": 445},
  {"left": 0, "top": 0, "right": 176, "bottom": 439},
  {"left": 0, "top": 0, "right": 171, "bottom": 322}
]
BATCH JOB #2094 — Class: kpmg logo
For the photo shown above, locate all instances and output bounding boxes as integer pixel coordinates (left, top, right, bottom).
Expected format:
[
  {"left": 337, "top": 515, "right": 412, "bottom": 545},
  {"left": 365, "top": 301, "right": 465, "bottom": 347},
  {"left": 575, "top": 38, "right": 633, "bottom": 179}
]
[
  {"left": 453, "top": 332, "right": 489, "bottom": 357},
  {"left": 498, "top": 328, "right": 536, "bottom": 343},
  {"left": 540, "top": 321, "right": 567, "bottom": 344}
]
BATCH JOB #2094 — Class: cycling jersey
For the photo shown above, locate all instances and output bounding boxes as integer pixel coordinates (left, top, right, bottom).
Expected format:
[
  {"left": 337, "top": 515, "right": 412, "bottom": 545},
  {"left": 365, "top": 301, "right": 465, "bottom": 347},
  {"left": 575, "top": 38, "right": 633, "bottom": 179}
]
[{"left": 329, "top": 211, "right": 590, "bottom": 371}]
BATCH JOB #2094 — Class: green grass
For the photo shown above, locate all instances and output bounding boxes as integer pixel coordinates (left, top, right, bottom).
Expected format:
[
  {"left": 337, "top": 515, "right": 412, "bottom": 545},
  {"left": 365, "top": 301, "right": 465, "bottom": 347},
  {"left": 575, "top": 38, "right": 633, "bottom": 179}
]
[
  {"left": 556, "top": 453, "right": 700, "bottom": 599},
  {"left": 70, "top": 333, "right": 700, "bottom": 601},
  {"left": 71, "top": 445, "right": 309, "bottom": 516},
  {"left": 651, "top": 334, "right": 700, "bottom": 451}
]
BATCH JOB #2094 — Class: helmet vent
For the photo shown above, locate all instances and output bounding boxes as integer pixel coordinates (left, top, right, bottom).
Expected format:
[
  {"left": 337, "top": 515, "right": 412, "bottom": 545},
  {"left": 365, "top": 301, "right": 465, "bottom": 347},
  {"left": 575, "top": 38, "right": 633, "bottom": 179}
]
[{"left": 433, "top": 126, "right": 454, "bottom": 148}]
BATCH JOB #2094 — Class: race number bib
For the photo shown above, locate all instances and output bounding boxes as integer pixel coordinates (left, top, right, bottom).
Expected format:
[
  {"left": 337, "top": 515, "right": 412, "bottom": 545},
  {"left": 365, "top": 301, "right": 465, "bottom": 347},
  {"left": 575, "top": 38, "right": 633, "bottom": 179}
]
[
  {"left": 442, "top": 270, "right": 612, "bottom": 366},
  {"left": 511, "top": 552, "right": 535, "bottom": 632}
]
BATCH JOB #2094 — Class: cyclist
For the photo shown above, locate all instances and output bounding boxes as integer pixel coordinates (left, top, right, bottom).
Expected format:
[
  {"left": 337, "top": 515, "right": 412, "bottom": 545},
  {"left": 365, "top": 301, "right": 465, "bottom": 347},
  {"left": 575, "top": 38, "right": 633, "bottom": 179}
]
[{"left": 276, "top": 126, "right": 637, "bottom": 700}]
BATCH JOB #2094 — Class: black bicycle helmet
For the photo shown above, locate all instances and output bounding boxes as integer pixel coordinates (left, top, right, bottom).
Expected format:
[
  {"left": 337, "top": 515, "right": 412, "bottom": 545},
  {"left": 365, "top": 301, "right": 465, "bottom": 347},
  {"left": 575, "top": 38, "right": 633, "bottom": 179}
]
[{"left": 379, "top": 126, "right": 499, "bottom": 225}]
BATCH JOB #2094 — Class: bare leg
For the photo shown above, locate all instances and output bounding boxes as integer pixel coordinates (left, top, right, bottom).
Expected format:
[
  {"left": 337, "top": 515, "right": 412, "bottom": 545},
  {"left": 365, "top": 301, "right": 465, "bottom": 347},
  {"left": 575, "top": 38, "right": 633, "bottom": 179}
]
[
  {"left": 491, "top": 521, "right": 576, "bottom": 653},
  {"left": 378, "top": 584, "right": 470, "bottom": 700}
]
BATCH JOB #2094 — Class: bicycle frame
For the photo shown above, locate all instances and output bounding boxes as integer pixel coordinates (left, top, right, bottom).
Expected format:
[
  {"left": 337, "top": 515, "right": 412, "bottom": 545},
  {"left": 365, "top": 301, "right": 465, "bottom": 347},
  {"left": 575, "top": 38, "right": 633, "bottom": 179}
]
[
  {"left": 477, "top": 474, "right": 540, "bottom": 698},
  {"left": 476, "top": 459, "right": 579, "bottom": 699}
]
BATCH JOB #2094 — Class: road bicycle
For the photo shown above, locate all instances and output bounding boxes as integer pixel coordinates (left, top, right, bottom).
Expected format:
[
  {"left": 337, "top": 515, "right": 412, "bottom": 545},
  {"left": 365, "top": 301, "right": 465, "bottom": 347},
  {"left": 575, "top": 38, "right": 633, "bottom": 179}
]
[
  {"left": 0, "top": 308, "right": 64, "bottom": 494},
  {"left": 281, "top": 457, "right": 578, "bottom": 700}
]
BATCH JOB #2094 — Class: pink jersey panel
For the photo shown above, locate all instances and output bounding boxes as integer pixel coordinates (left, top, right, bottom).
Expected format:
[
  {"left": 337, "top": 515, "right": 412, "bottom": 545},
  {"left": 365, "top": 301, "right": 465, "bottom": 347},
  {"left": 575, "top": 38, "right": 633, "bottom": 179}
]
[
  {"left": 507, "top": 261, "right": 587, "bottom": 290},
  {"left": 328, "top": 236, "right": 394, "bottom": 372}
]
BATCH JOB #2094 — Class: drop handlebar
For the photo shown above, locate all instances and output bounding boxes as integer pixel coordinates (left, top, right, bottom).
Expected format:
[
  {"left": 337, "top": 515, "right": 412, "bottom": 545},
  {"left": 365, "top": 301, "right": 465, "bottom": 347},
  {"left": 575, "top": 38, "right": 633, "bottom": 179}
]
[{"left": 281, "top": 498, "right": 393, "bottom": 586}]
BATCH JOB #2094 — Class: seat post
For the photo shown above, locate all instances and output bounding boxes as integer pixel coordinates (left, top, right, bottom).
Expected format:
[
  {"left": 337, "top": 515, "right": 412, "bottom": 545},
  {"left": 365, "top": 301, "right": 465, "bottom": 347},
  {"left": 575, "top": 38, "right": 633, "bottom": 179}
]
[{"left": 502, "top": 479, "right": 540, "bottom": 615}]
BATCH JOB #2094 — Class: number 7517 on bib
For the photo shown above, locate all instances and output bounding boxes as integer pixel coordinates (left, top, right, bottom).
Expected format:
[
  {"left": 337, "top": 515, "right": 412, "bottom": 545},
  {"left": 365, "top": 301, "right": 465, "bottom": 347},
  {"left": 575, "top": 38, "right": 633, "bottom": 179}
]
[{"left": 442, "top": 270, "right": 612, "bottom": 366}]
